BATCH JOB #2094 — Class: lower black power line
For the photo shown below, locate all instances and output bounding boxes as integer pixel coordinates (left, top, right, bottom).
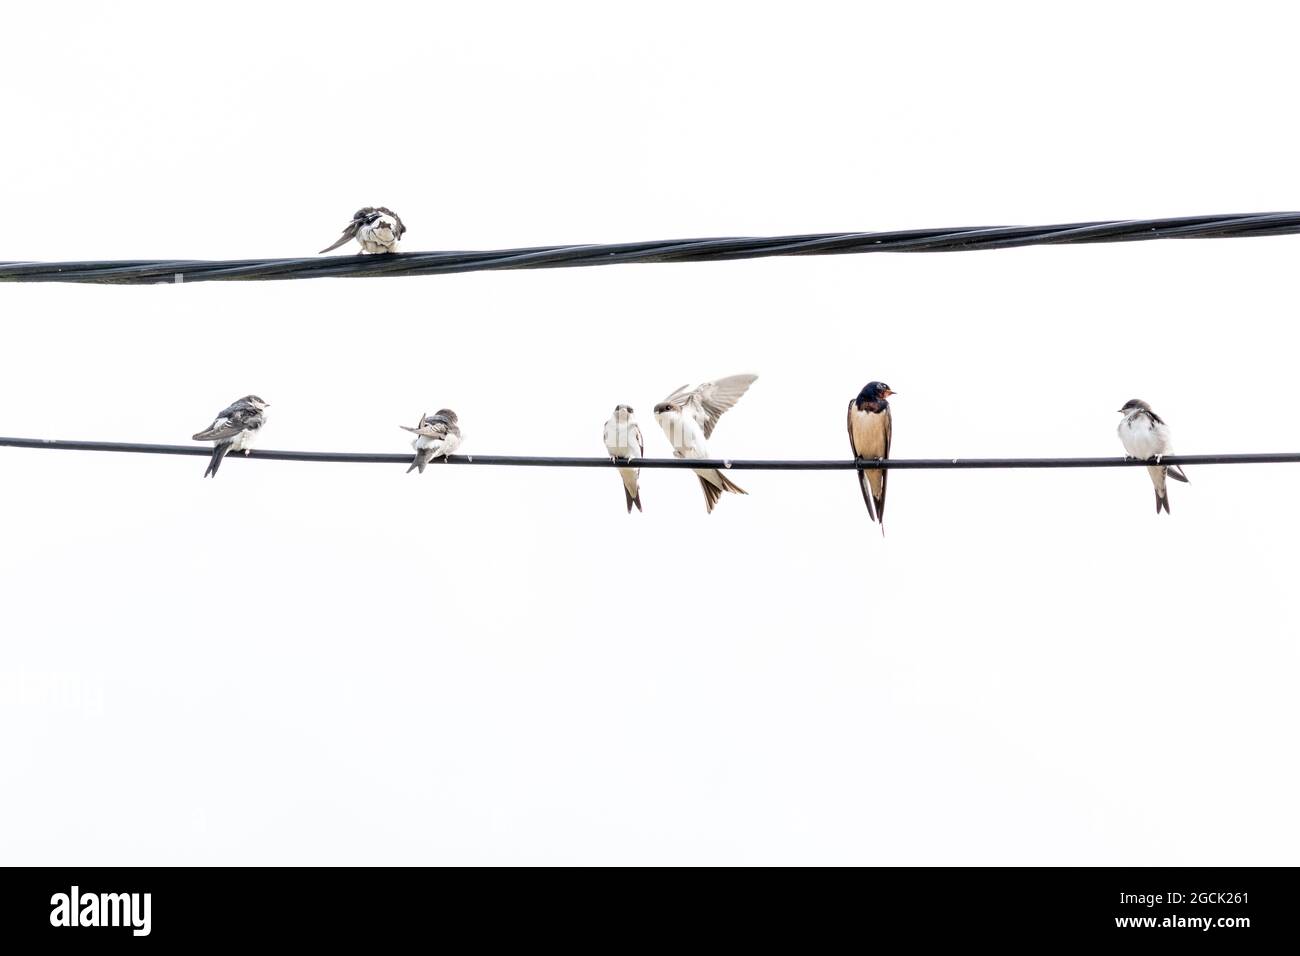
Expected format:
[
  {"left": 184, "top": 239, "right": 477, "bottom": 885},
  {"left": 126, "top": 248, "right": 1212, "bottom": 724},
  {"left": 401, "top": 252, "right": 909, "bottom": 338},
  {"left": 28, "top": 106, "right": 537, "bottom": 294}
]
[{"left": 2, "top": 437, "right": 1298, "bottom": 470}]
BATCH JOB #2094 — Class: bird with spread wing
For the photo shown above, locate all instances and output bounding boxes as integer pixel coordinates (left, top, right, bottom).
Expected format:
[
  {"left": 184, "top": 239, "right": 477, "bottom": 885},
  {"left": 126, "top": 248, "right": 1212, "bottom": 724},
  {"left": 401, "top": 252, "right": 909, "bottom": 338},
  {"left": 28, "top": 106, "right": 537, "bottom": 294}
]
[{"left": 654, "top": 374, "right": 757, "bottom": 513}]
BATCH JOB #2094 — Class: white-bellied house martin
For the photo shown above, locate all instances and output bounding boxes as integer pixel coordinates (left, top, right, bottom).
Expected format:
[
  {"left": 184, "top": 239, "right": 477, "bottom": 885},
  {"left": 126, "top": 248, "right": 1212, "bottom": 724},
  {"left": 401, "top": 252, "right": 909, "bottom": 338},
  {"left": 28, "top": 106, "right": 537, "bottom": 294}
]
[
  {"left": 319, "top": 207, "right": 406, "bottom": 254},
  {"left": 1117, "top": 398, "right": 1188, "bottom": 514},
  {"left": 653, "top": 374, "right": 757, "bottom": 513},
  {"left": 401, "top": 409, "right": 462, "bottom": 474},
  {"left": 603, "top": 404, "right": 644, "bottom": 513},
  {"left": 192, "top": 395, "right": 269, "bottom": 478}
]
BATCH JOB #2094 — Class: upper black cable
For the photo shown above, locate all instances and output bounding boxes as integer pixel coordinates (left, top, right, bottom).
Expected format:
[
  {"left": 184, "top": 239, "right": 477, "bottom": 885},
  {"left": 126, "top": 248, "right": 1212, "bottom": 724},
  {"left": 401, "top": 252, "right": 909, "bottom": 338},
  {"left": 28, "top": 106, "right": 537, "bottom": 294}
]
[{"left": 2, "top": 212, "right": 1298, "bottom": 285}]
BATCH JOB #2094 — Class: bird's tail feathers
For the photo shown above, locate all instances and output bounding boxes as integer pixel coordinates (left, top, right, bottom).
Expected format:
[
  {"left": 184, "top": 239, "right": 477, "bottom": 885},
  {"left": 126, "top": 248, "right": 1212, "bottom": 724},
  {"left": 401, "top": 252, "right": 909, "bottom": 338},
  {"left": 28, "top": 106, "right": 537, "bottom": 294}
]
[
  {"left": 407, "top": 451, "right": 429, "bottom": 475},
  {"left": 696, "top": 470, "right": 746, "bottom": 514},
  {"left": 1167, "top": 464, "right": 1190, "bottom": 483},
  {"left": 857, "top": 470, "right": 879, "bottom": 523},
  {"left": 718, "top": 473, "right": 746, "bottom": 496},
  {"left": 699, "top": 476, "right": 723, "bottom": 513},
  {"left": 203, "top": 442, "right": 232, "bottom": 478},
  {"left": 618, "top": 469, "right": 642, "bottom": 513},
  {"left": 1156, "top": 488, "right": 1171, "bottom": 515}
]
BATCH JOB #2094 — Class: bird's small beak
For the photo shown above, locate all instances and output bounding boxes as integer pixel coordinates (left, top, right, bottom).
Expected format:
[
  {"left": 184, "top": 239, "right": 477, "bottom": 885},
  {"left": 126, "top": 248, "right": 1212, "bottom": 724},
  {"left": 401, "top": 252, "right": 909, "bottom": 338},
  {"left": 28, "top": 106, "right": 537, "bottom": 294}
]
[{"left": 884, "top": 389, "right": 896, "bottom": 397}]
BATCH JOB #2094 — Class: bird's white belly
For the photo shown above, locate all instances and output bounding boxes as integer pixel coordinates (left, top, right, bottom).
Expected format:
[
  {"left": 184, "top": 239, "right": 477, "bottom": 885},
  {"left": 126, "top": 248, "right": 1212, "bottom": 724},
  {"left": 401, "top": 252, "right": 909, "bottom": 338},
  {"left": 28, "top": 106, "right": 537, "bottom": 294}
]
[
  {"left": 358, "top": 221, "right": 397, "bottom": 253},
  {"left": 677, "top": 418, "right": 709, "bottom": 459},
  {"left": 1119, "top": 419, "right": 1162, "bottom": 459},
  {"left": 228, "top": 429, "right": 256, "bottom": 452},
  {"left": 604, "top": 423, "right": 636, "bottom": 458},
  {"left": 414, "top": 435, "right": 449, "bottom": 456}
]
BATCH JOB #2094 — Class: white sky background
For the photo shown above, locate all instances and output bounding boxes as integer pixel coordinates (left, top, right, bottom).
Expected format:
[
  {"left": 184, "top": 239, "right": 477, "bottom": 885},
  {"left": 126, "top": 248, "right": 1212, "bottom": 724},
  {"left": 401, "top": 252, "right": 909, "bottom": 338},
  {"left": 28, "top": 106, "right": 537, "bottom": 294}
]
[{"left": 2, "top": 1, "right": 1298, "bottom": 865}]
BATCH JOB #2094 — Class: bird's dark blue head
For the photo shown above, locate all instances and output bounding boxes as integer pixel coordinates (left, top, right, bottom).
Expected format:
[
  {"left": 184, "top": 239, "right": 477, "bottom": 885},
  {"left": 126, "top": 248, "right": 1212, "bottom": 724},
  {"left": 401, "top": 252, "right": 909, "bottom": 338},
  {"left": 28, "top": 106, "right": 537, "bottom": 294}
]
[{"left": 854, "top": 381, "right": 895, "bottom": 407}]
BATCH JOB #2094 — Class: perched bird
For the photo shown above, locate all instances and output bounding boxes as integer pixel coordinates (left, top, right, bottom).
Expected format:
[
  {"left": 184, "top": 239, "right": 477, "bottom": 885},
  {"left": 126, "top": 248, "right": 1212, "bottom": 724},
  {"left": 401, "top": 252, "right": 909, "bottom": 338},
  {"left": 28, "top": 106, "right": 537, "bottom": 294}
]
[
  {"left": 400, "top": 409, "right": 462, "bottom": 474},
  {"left": 318, "top": 207, "right": 406, "bottom": 254},
  {"left": 603, "top": 405, "right": 644, "bottom": 513},
  {"left": 846, "top": 381, "right": 894, "bottom": 533},
  {"left": 654, "top": 374, "right": 757, "bottom": 513},
  {"left": 192, "top": 395, "right": 270, "bottom": 478},
  {"left": 1117, "top": 398, "right": 1188, "bottom": 514}
]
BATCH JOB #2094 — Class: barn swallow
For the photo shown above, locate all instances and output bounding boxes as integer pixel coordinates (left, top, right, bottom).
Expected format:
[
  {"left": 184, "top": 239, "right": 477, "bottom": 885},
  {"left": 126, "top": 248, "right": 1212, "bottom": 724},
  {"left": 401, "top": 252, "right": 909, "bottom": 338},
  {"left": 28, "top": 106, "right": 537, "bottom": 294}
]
[
  {"left": 318, "top": 207, "right": 406, "bottom": 254},
  {"left": 847, "top": 381, "right": 894, "bottom": 534},
  {"left": 654, "top": 374, "right": 757, "bottom": 513},
  {"left": 192, "top": 395, "right": 269, "bottom": 478},
  {"left": 603, "top": 405, "right": 644, "bottom": 513},
  {"left": 401, "top": 409, "right": 461, "bottom": 474},
  {"left": 1117, "top": 399, "right": 1188, "bottom": 514}
]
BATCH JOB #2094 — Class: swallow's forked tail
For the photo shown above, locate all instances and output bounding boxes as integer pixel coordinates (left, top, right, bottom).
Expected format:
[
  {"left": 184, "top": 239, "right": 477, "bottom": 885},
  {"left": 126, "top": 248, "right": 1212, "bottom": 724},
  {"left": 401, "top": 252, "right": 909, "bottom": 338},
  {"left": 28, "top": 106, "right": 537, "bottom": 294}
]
[
  {"left": 618, "top": 468, "right": 642, "bottom": 513},
  {"left": 856, "top": 469, "right": 886, "bottom": 536},
  {"left": 203, "top": 442, "right": 232, "bottom": 478},
  {"left": 408, "top": 447, "right": 455, "bottom": 474},
  {"left": 1154, "top": 462, "right": 1185, "bottom": 514},
  {"left": 698, "top": 472, "right": 746, "bottom": 514}
]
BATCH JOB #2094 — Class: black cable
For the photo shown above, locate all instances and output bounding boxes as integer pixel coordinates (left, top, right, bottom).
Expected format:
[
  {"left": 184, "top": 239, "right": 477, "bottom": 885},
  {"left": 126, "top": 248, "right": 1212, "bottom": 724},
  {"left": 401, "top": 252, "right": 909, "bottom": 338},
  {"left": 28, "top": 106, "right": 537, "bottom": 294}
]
[
  {"left": 3, "top": 212, "right": 1298, "bottom": 285},
  {"left": 2, "top": 437, "right": 1297, "bottom": 470}
]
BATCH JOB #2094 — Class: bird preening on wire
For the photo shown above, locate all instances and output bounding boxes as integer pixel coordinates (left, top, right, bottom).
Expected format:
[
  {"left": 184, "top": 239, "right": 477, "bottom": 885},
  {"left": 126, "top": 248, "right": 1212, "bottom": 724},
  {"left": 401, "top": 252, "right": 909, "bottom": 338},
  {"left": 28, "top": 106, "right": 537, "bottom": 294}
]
[
  {"left": 192, "top": 395, "right": 270, "bottom": 478},
  {"left": 318, "top": 207, "right": 407, "bottom": 255},
  {"left": 401, "top": 409, "right": 462, "bottom": 474}
]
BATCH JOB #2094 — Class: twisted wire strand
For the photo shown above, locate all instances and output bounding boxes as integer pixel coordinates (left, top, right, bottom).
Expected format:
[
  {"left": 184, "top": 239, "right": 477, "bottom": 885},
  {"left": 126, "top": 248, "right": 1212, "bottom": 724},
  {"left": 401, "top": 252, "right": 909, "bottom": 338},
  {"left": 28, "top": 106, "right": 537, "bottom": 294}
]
[{"left": 3, "top": 212, "right": 1299, "bottom": 285}]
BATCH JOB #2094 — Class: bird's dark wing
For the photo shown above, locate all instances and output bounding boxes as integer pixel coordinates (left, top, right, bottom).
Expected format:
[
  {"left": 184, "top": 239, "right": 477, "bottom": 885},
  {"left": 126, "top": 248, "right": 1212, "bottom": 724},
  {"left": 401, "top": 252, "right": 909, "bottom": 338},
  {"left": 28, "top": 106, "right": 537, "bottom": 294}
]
[
  {"left": 197, "top": 406, "right": 264, "bottom": 441},
  {"left": 193, "top": 417, "right": 243, "bottom": 442},
  {"left": 214, "top": 398, "right": 256, "bottom": 420},
  {"left": 318, "top": 217, "right": 363, "bottom": 254},
  {"left": 877, "top": 405, "right": 892, "bottom": 523},
  {"left": 404, "top": 413, "right": 454, "bottom": 439}
]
